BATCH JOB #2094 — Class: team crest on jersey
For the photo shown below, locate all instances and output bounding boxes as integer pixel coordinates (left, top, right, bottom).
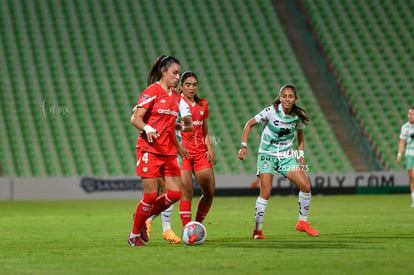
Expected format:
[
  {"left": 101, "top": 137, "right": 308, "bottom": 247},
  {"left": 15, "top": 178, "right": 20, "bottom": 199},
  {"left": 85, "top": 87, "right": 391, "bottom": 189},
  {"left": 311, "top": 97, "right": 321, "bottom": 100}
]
[
  {"left": 143, "top": 166, "right": 148, "bottom": 173},
  {"left": 140, "top": 94, "right": 152, "bottom": 105},
  {"left": 262, "top": 161, "right": 268, "bottom": 170},
  {"left": 200, "top": 110, "right": 204, "bottom": 116}
]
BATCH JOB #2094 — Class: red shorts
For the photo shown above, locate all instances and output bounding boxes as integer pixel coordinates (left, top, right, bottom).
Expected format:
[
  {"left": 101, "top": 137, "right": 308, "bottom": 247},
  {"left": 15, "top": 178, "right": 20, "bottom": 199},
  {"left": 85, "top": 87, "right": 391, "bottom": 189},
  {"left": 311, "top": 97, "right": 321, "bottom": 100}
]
[
  {"left": 136, "top": 150, "right": 181, "bottom": 178},
  {"left": 181, "top": 151, "right": 212, "bottom": 172}
]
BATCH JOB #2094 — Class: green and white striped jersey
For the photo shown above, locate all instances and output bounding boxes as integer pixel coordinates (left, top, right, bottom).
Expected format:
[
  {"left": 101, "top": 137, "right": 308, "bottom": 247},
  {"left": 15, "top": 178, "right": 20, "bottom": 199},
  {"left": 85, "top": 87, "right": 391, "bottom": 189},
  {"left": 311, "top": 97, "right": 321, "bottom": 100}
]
[
  {"left": 400, "top": 122, "right": 414, "bottom": 157},
  {"left": 254, "top": 104, "right": 305, "bottom": 158}
]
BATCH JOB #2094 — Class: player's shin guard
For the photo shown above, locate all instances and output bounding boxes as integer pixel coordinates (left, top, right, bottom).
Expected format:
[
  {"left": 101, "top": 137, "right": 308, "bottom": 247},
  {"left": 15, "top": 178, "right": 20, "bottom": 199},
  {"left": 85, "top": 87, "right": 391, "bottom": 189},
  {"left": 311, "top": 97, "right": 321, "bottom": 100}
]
[
  {"left": 132, "top": 193, "right": 158, "bottom": 234},
  {"left": 195, "top": 202, "right": 210, "bottom": 224},
  {"left": 179, "top": 200, "right": 192, "bottom": 226},
  {"left": 148, "top": 190, "right": 182, "bottom": 217},
  {"left": 255, "top": 197, "right": 268, "bottom": 230},
  {"left": 298, "top": 191, "right": 311, "bottom": 221}
]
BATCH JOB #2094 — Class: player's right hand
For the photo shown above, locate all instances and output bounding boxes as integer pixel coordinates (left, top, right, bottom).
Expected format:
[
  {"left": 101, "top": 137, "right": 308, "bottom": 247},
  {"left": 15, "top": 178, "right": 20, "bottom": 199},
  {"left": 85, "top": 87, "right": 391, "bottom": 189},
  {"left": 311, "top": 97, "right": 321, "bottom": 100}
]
[
  {"left": 143, "top": 124, "right": 159, "bottom": 143},
  {"left": 237, "top": 148, "right": 246, "bottom": 160},
  {"left": 146, "top": 131, "right": 160, "bottom": 143}
]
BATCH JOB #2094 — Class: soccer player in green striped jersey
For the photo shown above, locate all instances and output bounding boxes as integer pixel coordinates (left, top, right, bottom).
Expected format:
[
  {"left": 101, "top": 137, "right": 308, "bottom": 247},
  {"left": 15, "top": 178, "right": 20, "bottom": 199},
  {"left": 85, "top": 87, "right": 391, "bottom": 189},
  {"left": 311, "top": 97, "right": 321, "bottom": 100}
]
[
  {"left": 238, "top": 84, "right": 319, "bottom": 238},
  {"left": 397, "top": 107, "right": 414, "bottom": 208}
]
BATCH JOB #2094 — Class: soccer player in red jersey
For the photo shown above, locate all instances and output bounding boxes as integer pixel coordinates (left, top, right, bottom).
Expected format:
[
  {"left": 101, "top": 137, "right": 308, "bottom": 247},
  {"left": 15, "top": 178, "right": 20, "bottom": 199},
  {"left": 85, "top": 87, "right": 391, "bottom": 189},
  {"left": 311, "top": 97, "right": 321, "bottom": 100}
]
[
  {"left": 144, "top": 95, "right": 193, "bottom": 244},
  {"left": 128, "top": 55, "right": 186, "bottom": 246},
  {"left": 178, "top": 71, "right": 217, "bottom": 227}
]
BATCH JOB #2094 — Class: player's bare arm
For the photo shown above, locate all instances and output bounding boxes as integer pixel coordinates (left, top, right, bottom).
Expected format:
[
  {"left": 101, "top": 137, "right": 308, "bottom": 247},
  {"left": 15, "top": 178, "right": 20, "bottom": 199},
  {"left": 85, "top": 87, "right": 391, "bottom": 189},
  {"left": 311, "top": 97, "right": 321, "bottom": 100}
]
[
  {"left": 296, "top": 129, "right": 306, "bottom": 166},
  {"left": 175, "top": 115, "right": 193, "bottom": 132},
  {"left": 131, "top": 107, "right": 160, "bottom": 143},
  {"left": 397, "top": 139, "right": 405, "bottom": 164},
  {"left": 238, "top": 118, "right": 258, "bottom": 160},
  {"left": 202, "top": 119, "right": 216, "bottom": 165}
]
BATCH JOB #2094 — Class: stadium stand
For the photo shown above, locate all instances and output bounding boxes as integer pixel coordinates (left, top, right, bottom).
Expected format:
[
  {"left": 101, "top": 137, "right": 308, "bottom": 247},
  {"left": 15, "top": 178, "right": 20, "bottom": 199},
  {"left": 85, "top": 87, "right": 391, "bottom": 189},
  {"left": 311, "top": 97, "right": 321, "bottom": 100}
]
[
  {"left": 301, "top": 0, "right": 414, "bottom": 170},
  {"left": 0, "top": 0, "right": 353, "bottom": 176}
]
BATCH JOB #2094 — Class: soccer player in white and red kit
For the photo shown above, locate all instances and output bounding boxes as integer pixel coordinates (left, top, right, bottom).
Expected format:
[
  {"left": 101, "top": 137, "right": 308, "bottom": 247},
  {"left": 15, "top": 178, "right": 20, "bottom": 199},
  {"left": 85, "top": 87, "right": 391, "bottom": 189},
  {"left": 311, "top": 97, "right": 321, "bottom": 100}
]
[
  {"left": 128, "top": 55, "right": 185, "bottom": 247},
  {"left": 178, "top": 71, "right": 217, "bottom": 227}
]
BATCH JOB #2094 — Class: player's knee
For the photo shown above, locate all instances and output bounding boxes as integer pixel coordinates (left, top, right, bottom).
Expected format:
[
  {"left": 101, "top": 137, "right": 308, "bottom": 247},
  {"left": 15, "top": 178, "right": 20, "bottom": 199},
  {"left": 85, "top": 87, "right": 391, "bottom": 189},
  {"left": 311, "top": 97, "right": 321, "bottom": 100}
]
[{"left": 166, "top": 190, "right": 182, "bottom": 203}]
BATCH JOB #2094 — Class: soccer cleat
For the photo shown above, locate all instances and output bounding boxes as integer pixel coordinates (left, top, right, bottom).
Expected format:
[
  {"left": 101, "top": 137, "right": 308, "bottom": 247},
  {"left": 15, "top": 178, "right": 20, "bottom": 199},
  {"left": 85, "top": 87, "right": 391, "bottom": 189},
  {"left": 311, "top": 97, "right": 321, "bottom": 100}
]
[
  {"left": 162, "top": 229, "right": 182, "bottom": 244},
  {"left": 145, "top": 220, "right": 152, "bottom": 239},
  {"left": 253, "top": 229, "right": 266, "bottom": 239},
  {"left": 296, "top": 220, "right": 319, "bottom": 236},
  {"left": 140, "top": 223, "right": 149, "bottom": 242},
  {"left": 127, "top": 233, "right": 146, "bottom": 247}
]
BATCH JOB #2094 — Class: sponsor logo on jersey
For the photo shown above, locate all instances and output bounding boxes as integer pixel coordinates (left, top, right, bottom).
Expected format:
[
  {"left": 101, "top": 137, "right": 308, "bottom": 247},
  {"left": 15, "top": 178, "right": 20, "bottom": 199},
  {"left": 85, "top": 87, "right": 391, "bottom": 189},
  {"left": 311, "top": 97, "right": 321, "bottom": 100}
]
[
  {"left": 158, "top": 108, "right": 179, "bottom": 116},
  {"left": 193, "top": 120, "right": 203, "bottom": 125},
  {"left": 273, "top": 119, "right": 294, "bottom": 128}
]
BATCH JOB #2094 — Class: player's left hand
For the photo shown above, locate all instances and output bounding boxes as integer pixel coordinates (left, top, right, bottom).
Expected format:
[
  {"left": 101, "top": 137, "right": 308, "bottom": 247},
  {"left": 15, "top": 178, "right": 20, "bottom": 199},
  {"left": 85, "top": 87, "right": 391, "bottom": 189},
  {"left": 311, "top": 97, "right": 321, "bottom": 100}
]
[
  {"left": 237, "top": 148, "right": 246, "bottom": 160},
  {"left": 207, "top": 151, "right": 216, "bottom": 165},
  {"left": 298, "top": 156, "right": 306, "bottom": 167},
  {"left": 177, "top": 144, "right": 189, "bottom": 159}
]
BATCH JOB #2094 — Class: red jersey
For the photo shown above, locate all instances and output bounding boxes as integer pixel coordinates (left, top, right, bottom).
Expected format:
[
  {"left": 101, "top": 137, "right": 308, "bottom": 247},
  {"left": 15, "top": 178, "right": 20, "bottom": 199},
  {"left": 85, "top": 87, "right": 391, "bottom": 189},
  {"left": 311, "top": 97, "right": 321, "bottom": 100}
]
[
  {"left": 181, "top": 96, "right": 209, "bottom": 154},
  {"left": 135, "top": 83, "right": 180, "bottom": 156}
]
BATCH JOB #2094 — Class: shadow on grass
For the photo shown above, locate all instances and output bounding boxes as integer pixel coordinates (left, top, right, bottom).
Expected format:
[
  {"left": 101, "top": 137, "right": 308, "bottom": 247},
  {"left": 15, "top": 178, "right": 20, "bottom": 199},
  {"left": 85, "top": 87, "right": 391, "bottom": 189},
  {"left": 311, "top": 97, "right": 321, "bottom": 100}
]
[
  {"left": 205, "top": 239, "right": 353, "bottom": 249},
  {"left": 205, "top": 232, "right": 414, "bottom": 249}
]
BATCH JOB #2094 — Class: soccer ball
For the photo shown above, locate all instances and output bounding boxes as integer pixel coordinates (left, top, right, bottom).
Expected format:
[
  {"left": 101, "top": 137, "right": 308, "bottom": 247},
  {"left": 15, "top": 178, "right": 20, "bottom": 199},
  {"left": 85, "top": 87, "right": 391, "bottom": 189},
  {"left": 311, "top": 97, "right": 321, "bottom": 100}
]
[{"left": 181, "top": 221, "right": 207, "bottom": 245}]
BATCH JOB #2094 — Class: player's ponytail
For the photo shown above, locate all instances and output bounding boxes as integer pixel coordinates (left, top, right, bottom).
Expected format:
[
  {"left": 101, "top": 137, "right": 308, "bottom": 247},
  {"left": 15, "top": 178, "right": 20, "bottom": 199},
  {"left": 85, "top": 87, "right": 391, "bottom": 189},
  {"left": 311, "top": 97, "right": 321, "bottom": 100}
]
[{"left": 147, "top": 55, "right": 181, "bottom": 86}]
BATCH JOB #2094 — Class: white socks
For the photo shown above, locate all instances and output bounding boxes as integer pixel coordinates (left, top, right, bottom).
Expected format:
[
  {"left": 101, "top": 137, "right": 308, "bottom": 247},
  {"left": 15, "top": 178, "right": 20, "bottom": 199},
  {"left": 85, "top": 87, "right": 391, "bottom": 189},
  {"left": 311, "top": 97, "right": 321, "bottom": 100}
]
[
  {"left": 298, "top": 191, "right": 311, "bottom": 221},
  {"left": 255, "top": 197, "right": 268, "bottom": 230},
  {"left": 411, "top": 191, "right": 414, "bottom": 202},
  {"left": 161, "top": 204, "right": 174, "bottom": 232}
]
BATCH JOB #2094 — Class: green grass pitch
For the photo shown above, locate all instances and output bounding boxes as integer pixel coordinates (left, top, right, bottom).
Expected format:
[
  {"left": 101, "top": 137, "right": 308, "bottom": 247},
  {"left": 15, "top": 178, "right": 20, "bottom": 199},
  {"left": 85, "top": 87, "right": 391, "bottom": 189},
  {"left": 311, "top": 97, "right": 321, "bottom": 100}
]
[{"left": 1, "top": 194, "right": 413, "bottom": 274}]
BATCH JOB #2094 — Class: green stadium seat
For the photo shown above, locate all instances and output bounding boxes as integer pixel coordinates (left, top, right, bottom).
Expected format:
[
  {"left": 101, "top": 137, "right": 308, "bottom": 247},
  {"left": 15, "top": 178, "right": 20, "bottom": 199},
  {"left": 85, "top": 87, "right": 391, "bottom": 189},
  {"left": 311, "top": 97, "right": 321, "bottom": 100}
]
[
  {"left": 0, "top": 0, "right": 355, "bottom": 176},
  {"left": 303, "top": 0, "right": 413, "bottom": 171}
]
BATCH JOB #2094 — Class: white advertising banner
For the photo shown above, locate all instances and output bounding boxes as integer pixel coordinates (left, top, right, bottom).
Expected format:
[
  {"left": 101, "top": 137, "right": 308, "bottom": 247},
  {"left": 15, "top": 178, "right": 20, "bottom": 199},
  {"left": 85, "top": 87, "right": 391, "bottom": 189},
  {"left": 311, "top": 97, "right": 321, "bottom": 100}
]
[{"left": 0, "top": 171, "right": 410, "bottom": 201}]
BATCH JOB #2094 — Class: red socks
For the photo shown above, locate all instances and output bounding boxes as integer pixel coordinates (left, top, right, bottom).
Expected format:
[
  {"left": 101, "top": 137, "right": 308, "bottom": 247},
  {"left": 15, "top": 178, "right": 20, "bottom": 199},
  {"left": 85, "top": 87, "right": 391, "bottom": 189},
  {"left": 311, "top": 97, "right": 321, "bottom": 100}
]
[
  {"left": 179, "top": 200, "right": 192, "bottom": 226},
  {"left": 196, "top": 202, "right": 210, "bottom": 224},
  {"left": 132, "top": 191, "right": 181, "bottom": 235},
  {"left": 180, "top": 201, "right": 211, "bottom": 226},
  {"left": 132, "top": 193, "right": 157, "bottom": 234},
  {"left": 148, "top": 190, "right": 182, "bottom": 217}
]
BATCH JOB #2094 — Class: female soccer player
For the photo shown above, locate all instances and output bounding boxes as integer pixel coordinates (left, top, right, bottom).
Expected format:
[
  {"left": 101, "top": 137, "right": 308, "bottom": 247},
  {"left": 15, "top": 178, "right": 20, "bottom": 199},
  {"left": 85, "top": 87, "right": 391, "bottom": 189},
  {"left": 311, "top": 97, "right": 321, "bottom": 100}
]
[
  {"left": 178, "top": 71, "right": 217, "bottom": 227},
  {"left": 128, "top": 55, "right": 185, "bottom": 246},
  {"left": 396, "top": 107, "right": 414, "bottom": 208},
  {"left": 144, "top": 95, "right": 193, "bottom": 244},
  {"left": 237, "top": 84, "right": 319, "bottom": 239}
]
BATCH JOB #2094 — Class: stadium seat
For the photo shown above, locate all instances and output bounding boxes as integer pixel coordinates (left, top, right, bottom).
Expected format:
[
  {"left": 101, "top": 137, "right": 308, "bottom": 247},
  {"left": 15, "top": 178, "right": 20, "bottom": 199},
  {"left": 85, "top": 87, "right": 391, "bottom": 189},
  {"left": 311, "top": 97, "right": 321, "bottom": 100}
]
[
  {"left": 0, "top": 0, "right": 355, "bottom": 176},
  {"left": 302, "top": 0, "right": 413, "bottom": 170}
]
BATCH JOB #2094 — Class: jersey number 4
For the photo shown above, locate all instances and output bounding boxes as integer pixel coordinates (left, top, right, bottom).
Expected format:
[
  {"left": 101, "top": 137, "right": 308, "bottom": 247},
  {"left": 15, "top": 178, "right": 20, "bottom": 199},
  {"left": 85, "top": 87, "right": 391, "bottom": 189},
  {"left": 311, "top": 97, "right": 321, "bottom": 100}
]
[{"left": 141, "top": 152, "right": 149, "bottom": 164}]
